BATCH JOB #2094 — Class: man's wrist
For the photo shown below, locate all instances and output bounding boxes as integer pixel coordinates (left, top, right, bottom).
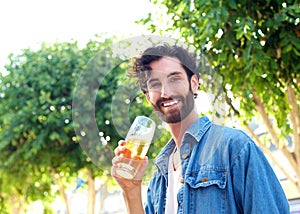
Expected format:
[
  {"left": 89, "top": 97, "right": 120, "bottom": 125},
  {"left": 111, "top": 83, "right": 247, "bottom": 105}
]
[{"left": 122, "top": 185, "right": 144, "bottom": 213}]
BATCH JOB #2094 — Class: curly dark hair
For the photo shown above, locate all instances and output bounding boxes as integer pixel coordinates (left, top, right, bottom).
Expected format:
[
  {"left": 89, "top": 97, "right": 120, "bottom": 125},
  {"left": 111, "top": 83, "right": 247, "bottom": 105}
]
[{"left": 128, "top": 43, "right": 200, "bottom": 97}]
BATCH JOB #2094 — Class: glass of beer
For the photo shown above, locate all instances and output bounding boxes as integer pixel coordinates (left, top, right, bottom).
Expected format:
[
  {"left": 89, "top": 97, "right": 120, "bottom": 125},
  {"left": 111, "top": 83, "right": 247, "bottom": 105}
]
[{"left": 115, "top": 116, "right": 156, "bottom": 179}]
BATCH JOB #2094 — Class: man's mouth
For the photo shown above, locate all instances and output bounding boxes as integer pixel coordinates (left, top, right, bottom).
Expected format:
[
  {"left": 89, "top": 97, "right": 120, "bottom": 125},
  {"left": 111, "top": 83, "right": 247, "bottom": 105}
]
[{"left": 161, "top": 100, "right": 179, "bottom": 107}]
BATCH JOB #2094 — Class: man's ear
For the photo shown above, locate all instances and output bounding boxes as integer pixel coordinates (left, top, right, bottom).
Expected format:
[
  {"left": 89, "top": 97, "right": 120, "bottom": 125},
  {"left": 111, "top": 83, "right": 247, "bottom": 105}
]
[
  {"left": 190, "top": 74, "right": 199, "bottom": 94},
  {"left": 145, "top": 92, "right": 151, "bottom": 102}
]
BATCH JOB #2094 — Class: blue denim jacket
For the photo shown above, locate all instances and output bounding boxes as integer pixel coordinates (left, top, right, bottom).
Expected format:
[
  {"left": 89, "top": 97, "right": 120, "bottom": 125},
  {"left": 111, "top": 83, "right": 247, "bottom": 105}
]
[{"left": 145, "top": 116, "right": 290, "bottom": 213}]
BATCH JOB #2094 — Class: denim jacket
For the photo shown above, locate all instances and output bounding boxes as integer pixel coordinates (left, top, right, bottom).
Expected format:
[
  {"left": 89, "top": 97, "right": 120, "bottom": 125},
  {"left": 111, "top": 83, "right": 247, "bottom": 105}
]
[{"left": 145, "top": 116, "right": 290, "bottom": 214}]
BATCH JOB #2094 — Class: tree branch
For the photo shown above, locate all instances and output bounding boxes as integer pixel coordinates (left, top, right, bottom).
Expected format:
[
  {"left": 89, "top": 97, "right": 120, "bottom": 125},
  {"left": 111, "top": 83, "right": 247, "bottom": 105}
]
[
  {"left": 51, "top": 168, "right": 71, "bottom": 214},
  {"left": 252, "top": 91, "right": 298, "bottom": 174},
  {"left": 252, "top": 91, "right": 280, "bottom": 147},
  {"left": 287, "top": 85, "right": 300, "bottom": 181}
]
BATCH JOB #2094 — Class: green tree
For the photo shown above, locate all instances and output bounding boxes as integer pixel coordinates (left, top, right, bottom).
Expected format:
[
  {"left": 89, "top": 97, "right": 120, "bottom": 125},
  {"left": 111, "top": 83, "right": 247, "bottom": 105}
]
[
  {"left": 142, "top": 0, "right": 300, "bottom": 192},
  {"left": 0, "top": 37, "right": 120, "bottom": 213},
  {"left": 0, "top": 40, "right": 87, "bottom": 213},
  {"left": 0, "top": 35, "right": 170, "bottom": 213}
]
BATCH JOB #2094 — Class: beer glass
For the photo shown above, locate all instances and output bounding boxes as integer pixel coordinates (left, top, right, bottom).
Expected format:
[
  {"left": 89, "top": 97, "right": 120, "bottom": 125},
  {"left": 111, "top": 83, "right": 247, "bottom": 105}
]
[{"left": 115, "top": 116, "right": 156, "bottom": 179}]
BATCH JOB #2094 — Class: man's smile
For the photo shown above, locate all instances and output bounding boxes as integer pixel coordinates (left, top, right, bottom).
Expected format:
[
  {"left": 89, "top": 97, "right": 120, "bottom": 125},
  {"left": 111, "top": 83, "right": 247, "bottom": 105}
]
[
  {"left": 161, "top": 99, "right": 179, "bottom": 108},
  {"left": 157, "top": 97, "right": 183, "bottom": 111}
]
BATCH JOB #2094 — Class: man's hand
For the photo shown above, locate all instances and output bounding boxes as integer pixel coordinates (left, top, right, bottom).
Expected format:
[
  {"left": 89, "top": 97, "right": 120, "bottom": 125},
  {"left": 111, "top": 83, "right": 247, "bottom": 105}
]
[
  {"left": 111, "top": 140, "right": 148, "bottom": 213},
  {"left": 111, "top": 140, "right": 149, "bottom": 185}
]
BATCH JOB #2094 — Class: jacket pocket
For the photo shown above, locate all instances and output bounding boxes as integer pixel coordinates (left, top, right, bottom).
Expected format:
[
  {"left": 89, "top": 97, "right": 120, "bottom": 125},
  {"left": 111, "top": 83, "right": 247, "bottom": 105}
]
[
  {"left": 185, "top": 167, "right": 227, "bottom": 189},
  {"left": 181, "top": 167, "right": 228, "bottom": 213}
]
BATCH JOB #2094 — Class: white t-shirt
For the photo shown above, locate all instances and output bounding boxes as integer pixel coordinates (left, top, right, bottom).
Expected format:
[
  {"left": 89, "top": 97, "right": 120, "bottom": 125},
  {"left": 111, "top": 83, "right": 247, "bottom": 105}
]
[{"left": 165, "top": 148, "right": 182, "bottom": 214}]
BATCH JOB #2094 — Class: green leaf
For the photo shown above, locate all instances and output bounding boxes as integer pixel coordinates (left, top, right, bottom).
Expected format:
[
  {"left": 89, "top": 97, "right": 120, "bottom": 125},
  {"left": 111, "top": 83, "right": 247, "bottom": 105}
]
[
  {"left": 282, "top": 44, "right": 293, "bottom": 53},
  {"left": 228, "top": 0, "right": 237, "bottom": 9}
]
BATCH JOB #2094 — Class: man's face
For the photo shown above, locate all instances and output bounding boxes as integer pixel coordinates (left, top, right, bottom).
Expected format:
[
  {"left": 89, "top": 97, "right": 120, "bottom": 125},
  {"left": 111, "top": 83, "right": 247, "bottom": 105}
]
[{"left": 145, "top": 57, "right": 197, "bottom": 124}]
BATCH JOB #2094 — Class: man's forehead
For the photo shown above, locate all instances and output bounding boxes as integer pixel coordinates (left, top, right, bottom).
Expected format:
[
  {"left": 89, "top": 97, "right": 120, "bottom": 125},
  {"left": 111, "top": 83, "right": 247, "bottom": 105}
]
[
  {"left": 149, "top": 56, "right": 181, "bottom": 66},
  {"left": 149, "top": 56, "right": 184, "bottom": 73}
]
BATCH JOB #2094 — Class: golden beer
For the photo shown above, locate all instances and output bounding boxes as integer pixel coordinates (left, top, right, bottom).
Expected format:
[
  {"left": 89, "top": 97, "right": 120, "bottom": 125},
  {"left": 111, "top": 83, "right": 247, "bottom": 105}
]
[
  {"left": 125, "top": 138, "right": 150, "bottom": 159},
  {"left": 115, "top": 116, "right": 155, "bottom": 179}
]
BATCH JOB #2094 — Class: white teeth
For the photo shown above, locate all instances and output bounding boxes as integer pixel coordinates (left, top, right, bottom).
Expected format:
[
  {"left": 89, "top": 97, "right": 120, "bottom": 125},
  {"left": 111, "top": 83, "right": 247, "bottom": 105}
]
[{"left": 163, "top": 100, "right": 178, "bottom": 107}]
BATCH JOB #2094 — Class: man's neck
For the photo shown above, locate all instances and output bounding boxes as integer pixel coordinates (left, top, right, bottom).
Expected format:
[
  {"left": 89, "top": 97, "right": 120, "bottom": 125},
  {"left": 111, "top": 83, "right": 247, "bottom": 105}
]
[{"left": 167, "top": 109, "right": 198, "bottom": 148}]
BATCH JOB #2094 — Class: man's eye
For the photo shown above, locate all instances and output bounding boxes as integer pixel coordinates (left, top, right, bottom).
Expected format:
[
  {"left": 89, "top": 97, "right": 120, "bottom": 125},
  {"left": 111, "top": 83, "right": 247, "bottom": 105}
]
[
  {"left": 170, "top": 77, "right": 180, "bottom": 82},
  {"left": 148, "top": 82, "right": 160, "bottom": 89}
]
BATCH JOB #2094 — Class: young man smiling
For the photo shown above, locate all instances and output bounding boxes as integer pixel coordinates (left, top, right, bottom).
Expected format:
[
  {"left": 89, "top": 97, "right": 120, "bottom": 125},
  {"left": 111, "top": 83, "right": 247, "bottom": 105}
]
[{"left": 111, "top": 44, "right": 290, "bottom": 213}]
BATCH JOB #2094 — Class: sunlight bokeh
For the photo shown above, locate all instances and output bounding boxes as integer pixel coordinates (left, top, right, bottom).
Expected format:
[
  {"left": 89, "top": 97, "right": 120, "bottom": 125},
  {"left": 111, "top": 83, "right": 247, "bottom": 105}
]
[{"left": 0, "top": 0, "right": 151, "bottom": 73}]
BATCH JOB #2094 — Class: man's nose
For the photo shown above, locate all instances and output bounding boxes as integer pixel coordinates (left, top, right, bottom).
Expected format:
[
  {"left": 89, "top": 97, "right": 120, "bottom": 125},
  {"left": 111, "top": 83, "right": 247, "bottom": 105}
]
[{"left": 160, "top": 83, "right": 172, "bottom": 98}]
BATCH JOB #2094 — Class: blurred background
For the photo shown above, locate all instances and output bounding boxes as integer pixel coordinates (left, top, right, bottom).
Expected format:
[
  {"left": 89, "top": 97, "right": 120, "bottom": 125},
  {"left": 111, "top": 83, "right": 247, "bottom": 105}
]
[{"left": 0, "top": 0, "right": 299, "bottom": 213}]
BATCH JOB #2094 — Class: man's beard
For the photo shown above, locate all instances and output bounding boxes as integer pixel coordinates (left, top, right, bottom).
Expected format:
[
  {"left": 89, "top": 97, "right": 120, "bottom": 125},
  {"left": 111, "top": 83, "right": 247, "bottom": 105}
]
[{"left": 151, "top": 90, "right": 195, "bottom": 124}]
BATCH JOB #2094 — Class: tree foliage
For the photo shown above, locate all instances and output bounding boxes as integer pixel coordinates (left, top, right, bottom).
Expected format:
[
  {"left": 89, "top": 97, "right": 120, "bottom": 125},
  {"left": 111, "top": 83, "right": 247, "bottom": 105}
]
[
  {"left": 143, "top": 0, "right": 300, "bottom": 193},
  {"left": 0, "top": 35, "right": 169, "bottom": 212},
  {"left": 0, "top": 40, "right": 87, "bottom": 213}
]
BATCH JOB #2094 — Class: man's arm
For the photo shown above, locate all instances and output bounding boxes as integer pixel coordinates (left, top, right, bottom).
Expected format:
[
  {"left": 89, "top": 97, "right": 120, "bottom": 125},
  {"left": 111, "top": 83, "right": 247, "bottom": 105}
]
[
  {"left": 122, "top": 181, "right": 145, "bottom": 214},
  {"left": 232, "top": 141, "right": 290, "bottom": 213}
]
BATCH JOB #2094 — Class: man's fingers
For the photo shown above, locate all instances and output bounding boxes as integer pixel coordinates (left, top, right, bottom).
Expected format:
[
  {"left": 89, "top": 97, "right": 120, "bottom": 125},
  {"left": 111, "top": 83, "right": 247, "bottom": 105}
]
[{"left": 118, "top": 140, "right": 126, "bottom": 146}]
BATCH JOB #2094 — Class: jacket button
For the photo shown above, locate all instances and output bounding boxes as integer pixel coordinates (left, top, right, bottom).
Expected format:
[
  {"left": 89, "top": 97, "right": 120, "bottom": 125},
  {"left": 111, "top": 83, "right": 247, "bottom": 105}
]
[
  {"left": 202, "top": 177, "right": 209, "bottom": 182},
  {"left": 181, "top": 153, "right": 188, "bottom": 159},
  {"left": 180, "top": 178, "right": 184, "bottom": 183}
]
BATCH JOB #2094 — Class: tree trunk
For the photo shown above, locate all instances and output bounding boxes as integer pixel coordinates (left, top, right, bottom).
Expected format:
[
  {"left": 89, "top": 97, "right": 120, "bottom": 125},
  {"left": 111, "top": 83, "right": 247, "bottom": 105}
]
[
  {"left": 9, "top": 194, "right": 25, "bottom": 214},
  {"left": 252, "top": 91, "right": 300, "bottom": 193},
  {"left": 286, "top": 84, "right": 300, "bottom": 190},
  {"left": 98, "top": 182, "right": 108, "bottom": 214},
  {"left": 51, "top": 169, "right": 71, "bottom": 214},
  {"left": 87, "top": 169, "right": 96, "bottom": 214}
]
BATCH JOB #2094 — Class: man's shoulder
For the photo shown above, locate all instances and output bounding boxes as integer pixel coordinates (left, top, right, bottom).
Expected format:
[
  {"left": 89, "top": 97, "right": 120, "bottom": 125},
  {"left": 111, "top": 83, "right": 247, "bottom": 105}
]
[
  {"left": 211, "top": 123, "right": 253, "bottom": 142},
  {"left": 206, "top": 123, "right": 258, "bottom": 157}
]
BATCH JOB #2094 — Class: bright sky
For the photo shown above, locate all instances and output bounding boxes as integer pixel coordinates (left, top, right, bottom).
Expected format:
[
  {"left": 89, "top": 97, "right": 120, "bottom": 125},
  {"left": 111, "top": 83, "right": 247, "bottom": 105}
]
[{"left": 0, "top": 0, "right": 152, "bottom": 73}]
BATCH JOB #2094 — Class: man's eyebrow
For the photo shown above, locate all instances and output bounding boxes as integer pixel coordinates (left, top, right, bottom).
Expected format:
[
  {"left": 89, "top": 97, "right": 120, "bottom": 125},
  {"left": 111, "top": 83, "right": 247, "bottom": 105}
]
[{"left": 167, "top": 71, "right": 184, "bottom": 78}]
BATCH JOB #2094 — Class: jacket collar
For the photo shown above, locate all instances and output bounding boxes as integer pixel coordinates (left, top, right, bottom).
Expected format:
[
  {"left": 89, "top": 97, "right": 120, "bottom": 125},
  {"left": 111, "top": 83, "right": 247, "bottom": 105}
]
[{"left": 154, "top": 116, "right": 212, "bottom": 174}]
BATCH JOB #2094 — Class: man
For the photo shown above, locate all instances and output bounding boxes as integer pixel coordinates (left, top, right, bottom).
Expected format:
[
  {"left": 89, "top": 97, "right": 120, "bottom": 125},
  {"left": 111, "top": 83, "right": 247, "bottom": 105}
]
[{"left": 111, "top": 44, "right": 290, "bottom": 213}]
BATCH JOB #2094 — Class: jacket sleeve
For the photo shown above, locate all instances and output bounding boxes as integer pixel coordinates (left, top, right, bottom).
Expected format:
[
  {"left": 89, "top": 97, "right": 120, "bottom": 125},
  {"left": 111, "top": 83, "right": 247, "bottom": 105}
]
[
  {"left": 231, "top": 140, "right": 290, "bottom": 213},
  {"left": 145, "top": 185, "right": 155, "bottom": 214}
]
